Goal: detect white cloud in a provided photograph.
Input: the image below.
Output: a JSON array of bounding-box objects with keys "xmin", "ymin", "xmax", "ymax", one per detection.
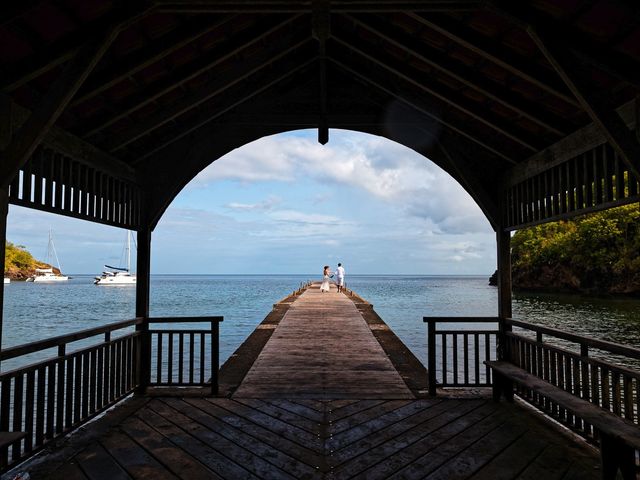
[{"xmin": 189, "ymin": 130, "xmax": 490, "ymax": 234}]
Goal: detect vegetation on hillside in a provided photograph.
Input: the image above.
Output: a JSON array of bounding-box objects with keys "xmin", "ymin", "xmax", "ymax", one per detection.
[
  {"xmin": 511, "ymin": 204, "xmax": 640, "ymax": 295},
  {"xmin": 4, "ymin": 242, "xmax": 53, "ymax": 280}
]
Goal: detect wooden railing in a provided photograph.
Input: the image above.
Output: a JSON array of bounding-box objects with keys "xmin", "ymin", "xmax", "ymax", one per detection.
[
  {"xmin": 505, "ymin": 318, "xmax": 640, "ymax": 441},
  {"xmin": 148, "ymin": 317, "xmax": 223, "ymax": 395},
  {"xmin": 424, "ymin": 317, "xmax": 499, "ymax": 395},
  {"xmin": 0, "ymin": 318, "xmax": 142, "ymax": 470}
]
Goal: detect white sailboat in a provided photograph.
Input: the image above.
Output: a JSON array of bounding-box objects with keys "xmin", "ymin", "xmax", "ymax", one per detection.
[
  {"xmin": 3, "ymin": 277, "xmax": 9, "ymax": 284},
  {"xmin": 26, "ymin": 229, "xmax": 69, "ymax": 282},
  {"xmin": 94, "ymin": 231, "xmax": 136, "ymax": 285}
]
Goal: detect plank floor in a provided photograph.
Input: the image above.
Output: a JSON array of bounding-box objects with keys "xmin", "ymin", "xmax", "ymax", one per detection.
[
  {"xmin": 233, "ymin": 284, "xmax": 414, "ymax": 399},
  {"xmin": 30, "ymin": 397, "xmax": 601, "ymax": 479}
]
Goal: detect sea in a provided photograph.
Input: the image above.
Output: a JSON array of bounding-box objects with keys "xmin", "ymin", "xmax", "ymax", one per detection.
[{"xmin": 2, "ymin": 275, "xmax": 640, "ymax": 371}]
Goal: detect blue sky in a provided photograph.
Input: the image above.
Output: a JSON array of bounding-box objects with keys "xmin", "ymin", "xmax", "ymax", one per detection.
[{"xmin": 7, "ymin": 130, "xmax": 497, "ymax": 275}]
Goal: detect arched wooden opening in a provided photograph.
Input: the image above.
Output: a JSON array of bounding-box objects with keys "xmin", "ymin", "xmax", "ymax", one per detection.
[{"xmin": 1, "ymin": 2, "xmax": 640, "ymax": 470}]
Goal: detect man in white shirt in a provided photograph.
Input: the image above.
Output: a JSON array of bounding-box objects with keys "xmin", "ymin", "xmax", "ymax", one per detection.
[{"xmin": 335, "ymin": 263, "xmax": 345, "ymax": 293}]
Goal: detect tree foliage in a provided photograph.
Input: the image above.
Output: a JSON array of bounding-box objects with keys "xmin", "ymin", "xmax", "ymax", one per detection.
[
  {"xmin": 511, "ymin": 204, "xmax": 640, "ymax": 294},
  {"xmin": 5, "ymin": 242, "xmax": 38, "ymax": 271}
]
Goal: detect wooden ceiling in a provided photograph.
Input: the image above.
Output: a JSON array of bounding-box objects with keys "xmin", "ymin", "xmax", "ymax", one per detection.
[{"xmin": 2, "ymin": 0, "xmax": 640, "ymax": 228}]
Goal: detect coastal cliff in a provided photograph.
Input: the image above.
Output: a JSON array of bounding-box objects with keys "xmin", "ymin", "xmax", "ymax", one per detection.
[
  {"xmin": 503, "ymin": 204, "xmax": 640, "ymax": 296},
  {"xmin": 4, "ymin": 242, "xmax": 58, "ymax": 280}
]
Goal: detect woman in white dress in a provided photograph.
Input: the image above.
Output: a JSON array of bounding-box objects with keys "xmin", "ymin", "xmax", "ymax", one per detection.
[{"xmin": 320, "ymin": 265, "xmax": 332, "ymax": 292}]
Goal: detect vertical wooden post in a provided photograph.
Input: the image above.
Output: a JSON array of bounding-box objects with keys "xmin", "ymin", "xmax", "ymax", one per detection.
[
  {"xmin": 135, "ymin": 226, "xmax": 151, "ymax": 393},
  {"xmin": 427, "ymin": 319, "xmax": 437, "ymax": 396},
  {"xmin": 497, "ymin": 228, "xmax": 512, "ymax": 362},
  {"xmin": 0, "ymin": 188, "xmax": 8, "ymax": 368}
]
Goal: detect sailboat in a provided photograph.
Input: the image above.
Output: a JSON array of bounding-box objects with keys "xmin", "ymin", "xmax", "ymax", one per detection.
[
  {"xmin": 94, "ymin": 231, "xmax": 136, "ymax": 285},
  {"xmin": 26, "ymin": 229, "xmax": 69, "ymax": 282}
]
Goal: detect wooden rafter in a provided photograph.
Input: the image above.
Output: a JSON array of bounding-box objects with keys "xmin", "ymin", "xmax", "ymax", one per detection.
[
  {"xmin": 109, "ymin": 34, "xmax": 311, "ymax": 152},
  {"xmin": 0, "ymin": 1, "xmax": 45, "ymax": 27},
  {"xmin": 154, "ymin": 0, "xmax": 483, "ymax": 13},
  {"xmin": 0, "ymin": 5, "xmax": 151, "ymax": 189},
  {"xmin": 526, "ymin": 28, "xmax": 640, "ymax": 180},
  {"xmin": 344, "ymin": 13, "xmax": 566, "ymax": 136},
  {"xmin": 82, "ymin": 14, "xmax": 303, "ymax": 139},
  {"xmin": 486, "ymin": 1, "xmax": 640, "ymax": 89},
  {"xmin": 135, "ymin": 56, "xmax": 317, "ymax": 163},
  {"xmin": 331, "ymin": 35, "xmax": 540, "ymax": 152},
  {"xmin": 328, "ymin": 56, "xmax": 517, "ymax": 164},
  {"xmin": 1, "ymin": 7, "xmax": 150, "ymax": 93},
  {"xmin": 71, "ymin": 15, "xmax": 236, "ymax": 107},
  {"xmin": 406, "ymin": 12, "xmax": 580, "ymax": 108}
]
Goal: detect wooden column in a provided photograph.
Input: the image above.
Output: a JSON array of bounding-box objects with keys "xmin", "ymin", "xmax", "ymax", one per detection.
[
  {"xmin": 496, "ymin": 228, "xmax": 512, "ymax": 361},
  {"xmin": 0, "ymin": 188, "xmax": 8, "ymax": 366},
  {"xmin": 135, "ymin": 226, "xmax": 151, "ymax": 393}
]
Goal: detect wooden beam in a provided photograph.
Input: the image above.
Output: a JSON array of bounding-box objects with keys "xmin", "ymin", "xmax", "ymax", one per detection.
[
  {"xmin": 134, "ymin": 56, "xmax": 317, "ymax": 162},
  {"xmin": 0, "ymin": 1, "xmax": 45, "ymax": 27},
  {"xmin": 527, "ymin": 28, "xmax": 640, "ymax": 180},
  {"xmin": 154, "ymin": 0, "xmax": 482, "ymax": 13},
  {"xmin": 0, "ymin": 5, "xmax": 150, "ymax": 189},
  {"xmin": 313, "ymin": 0, "xmax": 330, "ymax": 145},
  {"xmin": 331, "ymin": 35, "xmax": 539, "ymax": 152},
  {"xmin": 344, "ymin": 13, "xmax": 566, "ymax": 136},
  {"xmin": 0, "ymin": 187, "xmax": 7, "ymax": 358},
  {"xmin": 504, "ymin": 100, "xmax": 637, "ymax": 187},
  {"xmin": 109, "ymin": 34, "xmax": 310, "ymax": 152},
  {"xmin": 83, "ymin": 14, "xmax": 304, "ymax": 139},
  {"xmin": 486, "ymin": 1, "xmax": 640, "ymax": 89},
  {"xmin": 329, "ymin": 56, "xmax": 517, "ymax": 164},
  {"xmin": 8, "ymin": 98, "xmax": 136, "ymax": 182},
  {"xmin": 2, "ymin": 6, "xmax": 150, "ymax": 93},
  {"xmin": 406, "ymin": 12, "xmax": 579, "ymax": 108},
  {"xmin": 71, "ymin": 15, "xmax": 235, "ymax": 107}
]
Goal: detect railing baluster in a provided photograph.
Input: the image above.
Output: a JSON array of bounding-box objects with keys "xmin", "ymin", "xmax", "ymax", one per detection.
[
  {"xmin": 24, "ymin": 372, "xmax": 34, "ymax": 454},
  {"xmin": 189, "ymin": 333, "xmax": 195, "ymax": 385},
  {"xmin": 179, "ymin": 333, "xmax": 184, "ymax": 385},
  {"xmin": 156, "ymin": 333, "xmax": 162, "ymax": 384},
  {"xmin": 200, "ymin": 333, "xmax": 205, "ymax": 384},
  {"xmin": 452, "ymin": 334, "xmax": 458, "ymax": 386},
  {"xmin": 474, "ymin": 334, "xmax": 480, "ymax": 385},
  {"xmin": 12, "ymin": 375, "xmax": 24, "ymax": 463},
  {"xmin": 168, "ymin": 332, "xmax": 174, "ymax": 385},
  {"xmin": 463, "ymin": 333, "xmax": 469, "ymax": 385},
  {"xmin": 35, "ymin": 367, "xmax": 45, "ymax": 446},
  {"xmin": 46, "ymin": 363, "xmax": 56, "ymax": 439},
  {"xmin": 0, "ymin": 378, "xmax": 11, "ymax": 468},
  {"xmin": 441, "ymin": 334, "xmax": 447, "ymax": 386}
]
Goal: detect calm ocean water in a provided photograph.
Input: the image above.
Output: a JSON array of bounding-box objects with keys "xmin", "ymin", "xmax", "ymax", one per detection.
[{"xmin": 2, "ymin": 275, "xmax": 640, "ymax": 371}]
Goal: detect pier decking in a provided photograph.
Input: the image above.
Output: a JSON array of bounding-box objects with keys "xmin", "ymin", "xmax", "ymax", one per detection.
[
  {"xmin": 13, "ymin": 285, "xmax": 601, "ymax": 479},
  {"xmin": 233, "ymin": 285, "xmax": 413, "ymax": 399}
]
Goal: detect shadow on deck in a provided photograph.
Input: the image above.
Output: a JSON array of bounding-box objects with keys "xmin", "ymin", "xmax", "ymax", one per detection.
[{"xmin": 16, "ymin": 394, "xmax": 600, "ymax": 479}]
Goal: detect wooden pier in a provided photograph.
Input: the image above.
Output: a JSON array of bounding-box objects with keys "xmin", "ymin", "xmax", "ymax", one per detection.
[{"xmin": 16, "ymin": 284, "xmax": 602, "ymax": 480}]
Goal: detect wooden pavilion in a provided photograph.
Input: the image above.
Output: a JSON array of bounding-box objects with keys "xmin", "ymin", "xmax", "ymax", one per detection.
[{"xmin": 1, "ymin": 0, "xmax": 640, "ymax": 478}]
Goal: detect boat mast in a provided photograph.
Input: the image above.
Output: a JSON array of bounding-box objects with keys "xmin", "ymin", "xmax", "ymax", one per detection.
[
  {"xmin": 127, "ymin": 230, "xmax": 131, "ymax": 273},
  {"xmin": 49, "ymin": 228, "xmax": 63, "ymax": 273}
]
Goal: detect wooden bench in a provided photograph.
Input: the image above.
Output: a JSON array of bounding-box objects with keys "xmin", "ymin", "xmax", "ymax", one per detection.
[
  {"xmin": 0, "ymin": 432, "xmax": 26, "ymax": 450},
  {"xmin": 485, "ymin": 360, "xmax": 640, "ymax": 480}
]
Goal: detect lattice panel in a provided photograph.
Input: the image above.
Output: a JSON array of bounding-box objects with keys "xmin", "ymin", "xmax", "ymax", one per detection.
[
  {"xmin": 504, "ymin": 143, "xmax": 640, "ymax": 230},
  {"xmin": 8, "ymin": 147, "xmax": 140, "ymax": 229}
]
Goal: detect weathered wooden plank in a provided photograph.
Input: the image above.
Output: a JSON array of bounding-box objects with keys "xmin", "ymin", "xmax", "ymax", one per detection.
[
  {"xmin": 159, "ymin": 398, "xmax": 312, "ymax": 478},
  {"xmin": 74, "ymin": 442, "xmax": 131, "ymax": 480},
  {"xmin": 333, "ymin": 400, "xmax": 492, "ymax": 477},
  {"xmin": 99, "ymin": 430, "xmax": 178, "ymax": 480},
  {"xmin": 119, "ymin": 416, "xmax": 218, "ymax": 479}
]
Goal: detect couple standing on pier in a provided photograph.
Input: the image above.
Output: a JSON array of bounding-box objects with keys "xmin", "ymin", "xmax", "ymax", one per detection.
[{"xmin": 321, "ymin": 263, "xmax": 345, "ymax": 293}]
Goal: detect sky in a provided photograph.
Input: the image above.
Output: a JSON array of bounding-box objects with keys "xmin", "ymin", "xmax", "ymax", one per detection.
[{"xmin": 7, "ymin": 129, "xmax": 497, "ymax": 275}]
